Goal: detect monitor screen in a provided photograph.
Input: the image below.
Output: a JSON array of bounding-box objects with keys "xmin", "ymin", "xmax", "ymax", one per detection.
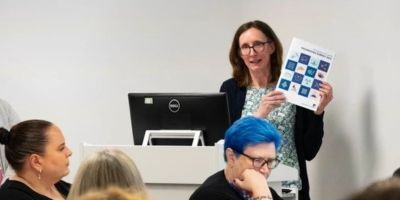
[{"xmin": 128, "ymin": 93, "xmax": 231, "ymax": 146}]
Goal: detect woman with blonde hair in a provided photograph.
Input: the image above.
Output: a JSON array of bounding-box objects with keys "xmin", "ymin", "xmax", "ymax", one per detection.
[
  {"xmin": 77, "ymin": 186, "xmax": 148, "ymax": 200},
  {"xmin": 346, "ymin": 177, "xmax": 400, "ymax": 200},
  {"xmin": 67, "ymin": 149, "xmax": 147, "ymax": 200}
]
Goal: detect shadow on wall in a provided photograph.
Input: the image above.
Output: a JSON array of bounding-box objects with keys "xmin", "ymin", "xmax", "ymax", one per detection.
[
  {"xmin": 313, "ymin": 118, "xmax": 357, "ymax": 200},
  {"xmin": 312, "ymin": 89, "xmax": 376, "ymax": 200},
  {"xmin": 360, "ymin": 89, "xmax": 377, "ymax": 182}
]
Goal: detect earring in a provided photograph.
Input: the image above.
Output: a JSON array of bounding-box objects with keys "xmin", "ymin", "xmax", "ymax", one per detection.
[{"xmin": 38, "ymin": 168, "xmax": 42, "ymax": 180}]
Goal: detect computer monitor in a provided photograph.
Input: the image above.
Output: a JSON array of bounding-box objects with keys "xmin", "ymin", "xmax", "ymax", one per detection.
[{"xmin": 128, "ymin": 93, "xmax": 231, "ymax": 146}]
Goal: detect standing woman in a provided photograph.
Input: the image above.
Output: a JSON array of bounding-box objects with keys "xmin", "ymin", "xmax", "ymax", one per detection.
[
  {"xmin": 0, "ymin": 119, "xmax": 73, "ymax": 200},
  {"xmin": 220, "ymin": 20, "xmax": 333, "ymax": 200}
]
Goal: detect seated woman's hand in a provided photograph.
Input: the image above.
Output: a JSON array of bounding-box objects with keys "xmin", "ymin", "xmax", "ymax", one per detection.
[{"xmin": 233, "ymin": 169, "xmax": 272, "ymax": 198}]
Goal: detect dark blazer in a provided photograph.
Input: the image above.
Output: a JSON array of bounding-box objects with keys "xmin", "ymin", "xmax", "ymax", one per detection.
[{"xmin": 220, "ymin": 78, "xmax": 324, "ymax": 200}]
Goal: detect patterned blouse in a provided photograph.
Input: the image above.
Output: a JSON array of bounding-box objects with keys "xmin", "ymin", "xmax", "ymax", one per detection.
[{"xmin": 242, "ymin": 87, "xmax": 301, "ymax": 189}]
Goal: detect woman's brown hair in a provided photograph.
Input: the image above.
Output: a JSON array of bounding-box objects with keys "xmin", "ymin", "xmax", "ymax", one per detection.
[
  {"xmin": 0, "ymin": 119, "xmax": 52, "ymax": 171},
  {"xmin": 229, "ymin": 20, "xmax": 283, "ymax": 87}
]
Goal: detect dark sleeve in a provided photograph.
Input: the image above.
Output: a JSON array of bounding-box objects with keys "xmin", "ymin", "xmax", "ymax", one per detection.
[
  {"xmin": 219, "ymin": 79, "xmax": 244, "ymax": 123},
  {"xmin": 270, "ymin": 187, "xmax": 283, "ymax": 200},
  {"xmin": 190, "ymin": 188, "xmax": 236, "ymax": 200},
  {"xmin": 0, "ymin": 192, "xmax": 34, "ymax": 200},
  {"xmin": 295, "ymin": 106, "xmax": 324, "ymax": 161},
  {"xmin": 55, "ymin": 180, "xmax": 71, "ymax": 198},
  {"xmin": 0, "ymin": 180, "xmax": 42, "ymax": 200},
  {"xmin": 220, "ymin": 80, "xmax": 235, "ymax": 123},
  {"xmin": 219, "ymin": 80, "xmax": 227, "ymax": 93}
]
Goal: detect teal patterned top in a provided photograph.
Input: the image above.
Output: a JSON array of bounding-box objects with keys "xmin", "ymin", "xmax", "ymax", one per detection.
[{"xmin": 242, "ymin": 87, "xmax": 301, "ymax": 189}]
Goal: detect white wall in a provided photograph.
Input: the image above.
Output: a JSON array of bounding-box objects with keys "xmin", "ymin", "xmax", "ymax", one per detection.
[{"xmin": 1, "ymin": 1, "xmax": 400, "ymax": 200}]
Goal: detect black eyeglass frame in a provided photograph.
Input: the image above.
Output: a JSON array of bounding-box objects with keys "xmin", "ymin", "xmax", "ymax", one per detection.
[
  {"xmin": 239, "ymin": 40, "xmax": 272, "ymax": 56},
  {"xmin": 232, "ymin": 149, "xmax": 281, "ymax": 170}
]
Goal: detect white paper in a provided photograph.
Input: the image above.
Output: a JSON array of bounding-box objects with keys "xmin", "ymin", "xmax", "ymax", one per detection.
[{"xmin": 276, "ymin": 38, "xmax": 335, "ymax": 111}]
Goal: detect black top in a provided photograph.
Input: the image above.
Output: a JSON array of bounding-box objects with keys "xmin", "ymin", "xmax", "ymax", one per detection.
[
  {"xmin": 220, "ymin": 78, "xmax": 325, "ymax": 200},
  {"xmin": 190, "ymin": 170, "xmax": 282, "ymax": 200},
  {"xmin": 0, "ymin": 179, "xmax": 70, "ymax": 200}
]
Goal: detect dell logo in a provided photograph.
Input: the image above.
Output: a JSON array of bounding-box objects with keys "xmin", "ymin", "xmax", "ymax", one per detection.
[{"xmin": 168, "ymin": 99, "xmax": 180, "ymax": 113}]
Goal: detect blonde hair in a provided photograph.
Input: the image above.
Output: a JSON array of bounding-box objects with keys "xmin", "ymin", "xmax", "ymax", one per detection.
[
  {"xmin": 77, "ymin": 186, "xmax": 148, "ymax": 200},
  {"xmin": 346, "ymin": 177, "xmax": 400, "ymax": 200},
  {"xmin": 67, "ymin": 149, "xmax": 147, "ymax": 200}
]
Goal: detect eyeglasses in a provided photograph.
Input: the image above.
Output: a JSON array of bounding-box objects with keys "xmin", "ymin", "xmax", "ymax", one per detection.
[
  {"xmin": 239, "ymin": 40, "xmax": 272, "ymax": 56},
  {"xmin": 235, "ymin": 150, "xmax": 280, "ymax": 170}
]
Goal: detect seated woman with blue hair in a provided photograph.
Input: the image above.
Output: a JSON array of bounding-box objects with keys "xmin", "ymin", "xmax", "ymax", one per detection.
[{"xmin": 190, "ymin": 116, "xmax": 283, "ymax": 200}]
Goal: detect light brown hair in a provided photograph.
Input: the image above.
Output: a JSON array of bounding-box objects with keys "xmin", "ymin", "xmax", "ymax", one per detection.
[
  {"xmin": 67, "ymin": 149, "xmax": 147, "ymax": 200},
  {"xmin": 346, "ymin": 177, "xmax": 400, "ymax": 200},
  {"xmin": 77, "ymin": 187, "xmax": 148, "ymax": 200}
]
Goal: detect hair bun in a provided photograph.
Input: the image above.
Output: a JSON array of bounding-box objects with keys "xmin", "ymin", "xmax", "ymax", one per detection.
[{"xmin": 0, "ymin": 127, "xmax": 11, "ymax": 145}]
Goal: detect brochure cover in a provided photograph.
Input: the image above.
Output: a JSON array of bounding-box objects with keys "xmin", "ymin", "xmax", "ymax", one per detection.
[{"xmin": 276, "ymin": 38, "xmax": 335, "ymax": 111}]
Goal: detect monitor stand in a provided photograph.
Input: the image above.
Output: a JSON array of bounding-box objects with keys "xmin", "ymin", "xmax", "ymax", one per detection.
[{"xmin": 142, "ymin": 130, "xmax": 205, "ymax": 146}]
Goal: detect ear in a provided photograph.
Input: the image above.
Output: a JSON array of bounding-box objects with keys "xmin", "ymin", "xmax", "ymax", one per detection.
[
  {"xmin": 28, "ymin": 154, "xmax": 44, "ymax": 172},
  {"xmin": 225, "ymin": 148, "xmax": 237, "ymax": 166},
  {"xmin": 269, "ymin": 42, "xmax": 276, "ymax": 55}
]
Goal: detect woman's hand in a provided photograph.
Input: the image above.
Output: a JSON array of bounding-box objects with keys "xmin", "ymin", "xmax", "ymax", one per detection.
[
  {"xmin": 315, "ymin": 81, "xmax": 333, "ymax": 115},
  {"xmin": 254, "ymin": 91, "xmax": 286, "ymax": 118},
  {"xmin": 233, "ymin": 169, "xmax": 272, "ymax": 198}
]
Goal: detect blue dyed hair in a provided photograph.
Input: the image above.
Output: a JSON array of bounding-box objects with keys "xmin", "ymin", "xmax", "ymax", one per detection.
[{"xmin": 224, "ymin": 116, "xmax": 282, "ymax": 154}]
